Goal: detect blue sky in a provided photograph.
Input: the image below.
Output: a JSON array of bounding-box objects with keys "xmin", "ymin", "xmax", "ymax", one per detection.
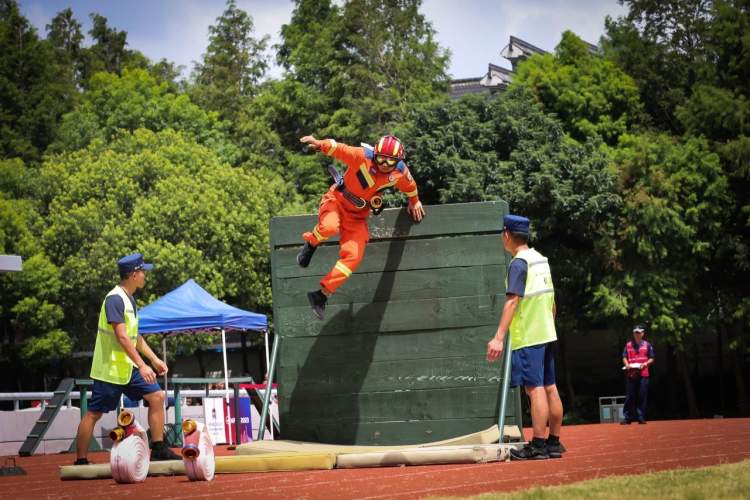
[{"xmin": 21, "ymin": 0, "xmax": 627, "ymax": 79}]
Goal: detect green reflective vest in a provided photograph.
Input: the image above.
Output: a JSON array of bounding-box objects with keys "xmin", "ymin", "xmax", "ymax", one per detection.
[
  {"xmin": 90, "ymin": 286, "xmax": 138, "ymax": 384},
  {"xmin": 507, "ymin": 248, "xmax": 557, "ymax": 350}
]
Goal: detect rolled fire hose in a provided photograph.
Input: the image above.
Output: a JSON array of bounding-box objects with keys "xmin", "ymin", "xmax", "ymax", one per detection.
[
  {"xmin": 181, "ymin": 420, "xmax": 215, "ymax": 481},
  {"xmin": 109, "ymin": 410, "xmax": 150, "ymax": 484}
]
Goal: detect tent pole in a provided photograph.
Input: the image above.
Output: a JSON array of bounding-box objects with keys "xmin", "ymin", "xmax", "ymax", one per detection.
[
  {"xmin": 162, "ymin": 337, "xmax": 168, "ymax": 424},
  {"xmin": 261, "ymin": 329, "xmax": 274, "ymax": 439},
  {"xmin": 221, "ymin": 328, "xmax": 232, "ymax": 444},
  {"xmin": 263, "ymin": 329, "xmax": 270, "ymax": 379},
  {"xmin": 259, "ymin": 333, "xmax": 280, "ymax": 441}
]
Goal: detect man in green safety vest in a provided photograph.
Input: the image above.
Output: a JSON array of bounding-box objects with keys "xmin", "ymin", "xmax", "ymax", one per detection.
[
  {"xmin": 486, "ymin": 215, "xmax": 565, "ymax": 460},
  {"xmin": 73, "ymin": 253, "xmax": 179, "ymax": 465}
]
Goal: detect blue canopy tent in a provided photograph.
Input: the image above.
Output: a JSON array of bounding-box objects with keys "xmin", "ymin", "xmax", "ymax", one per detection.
[{"xmin": 138, "ymin": 279, "xmax": 268, "ymax": 406}]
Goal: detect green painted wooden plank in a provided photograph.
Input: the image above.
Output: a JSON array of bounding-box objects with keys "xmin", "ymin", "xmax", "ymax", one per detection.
[
  {"xmin": 269, "ymin": 201, "xmax": 512, "ymax": 445},
  {"xmin": 277, "ymin": 326, "xmax": 495, "ymax": 367},
  {"xmin": 274, "ymin": 265, "xmax": 505, "ymax": 307},
  {"xmin": 279, "ymin": 385, "xmax": 503, "ymax": 421},
  {"xmin": 276, "ymin": 294, "xmax": 504, "ymax": 338},
  {"xmin": 279, "ymin": 417, "xmax": 502, "ymax": 445},
  {"xmin": 273, "ymin": 234, "xmax": 506, "ymax": 279},
  {"xmin": 277, "ymin": 355, "xmax": 503, "ymax": 395},
  {"xmin": 270, "ymin": 201, "xmax": 507, "ymax": 247}
]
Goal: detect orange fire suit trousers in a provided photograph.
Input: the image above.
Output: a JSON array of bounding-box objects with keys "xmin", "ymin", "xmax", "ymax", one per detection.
[{"xmin": 303, "ymin": 191, "xmax": 369, "ymax": 295}]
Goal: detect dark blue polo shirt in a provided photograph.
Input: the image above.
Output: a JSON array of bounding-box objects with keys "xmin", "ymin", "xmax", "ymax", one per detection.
[
  {"xmin": 506, "ymin": 259, "xmax": 528, "ymax": 297},
  {"xmin": 104, "ymin": 291, "xmax": 137, "ymax": 324}
]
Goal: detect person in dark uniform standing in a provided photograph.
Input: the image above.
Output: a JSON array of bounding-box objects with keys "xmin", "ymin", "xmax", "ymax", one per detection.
[{"xmin": 621, "ymin": 324, "xmax": 655, "ymax": 424}]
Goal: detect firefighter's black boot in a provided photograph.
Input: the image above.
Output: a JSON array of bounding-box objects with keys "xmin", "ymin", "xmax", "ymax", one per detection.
[
  {"xmin": 296, "ymin": 242, "xmax": 317, "ymax": 268},
  {"xmin": 307, "ymin": 290, "xmax": 327, "ymax": 320}
]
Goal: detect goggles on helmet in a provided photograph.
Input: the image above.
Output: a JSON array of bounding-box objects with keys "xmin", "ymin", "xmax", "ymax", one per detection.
[{"xmin": 375, "ymin": 155, "xmax": 398, "ymax": 167}]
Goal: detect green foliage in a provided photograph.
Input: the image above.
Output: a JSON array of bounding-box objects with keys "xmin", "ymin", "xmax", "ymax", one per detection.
[
  {"xmin": 677, "ymin": 84, "xmax": 750, "ymax": 141},
  {"xmin": 235, "ymin": 79, "xmax": 330, "ymax": 204},
  {"xmin": 76, "ymin": 13, "xmax": 153, "ymax": 84},
  {"xmin": 592, "ymin": 133, "xmax": 729, "ymax": 346},
  {"xmin": 20, "ymin": 329, "xmax": 73, "ymax": 365},
  {"xmin": 395, "ymin": 93, "xmax": 501, "ymax": 204},
  {"xmin": 515, "ymin": 31, "xmax": 643, "ymax": 145},
  {"xmin": 191, "ymin": 0, "xmax": 269, "ymax": 122},
  {"xmin": 0, "ymin": 158, "xmax": 33, "ymax": 199},
  {"xmin": 36, "ymin": 128, "xmax": 298, "ymax": 354},
  {"xmin": 0, "ymin": 192, "xmax": 68, "ymax": 364},
  {"xmin": 277, "ymin": 0, "xmax": 450, "ymax": 144},
  {"xmin": 398, "ymin": 86, "xmax": 620, "ymax": 342},
  {"xmin": 0, "ymin": 0, "xmax": 78, "ymax": 162},
  {"xmin": 50, "ymin": 68, "xmax": 239, "ymax": 163}
]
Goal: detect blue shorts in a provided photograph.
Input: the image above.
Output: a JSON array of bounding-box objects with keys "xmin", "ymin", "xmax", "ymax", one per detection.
[
  {"xmin": 89, "ymin": 368, "xmax": 162, "ymax": 413},
  {"xmin": 510, "ymin": 342, "xmax": 556, "ymax": 388}
]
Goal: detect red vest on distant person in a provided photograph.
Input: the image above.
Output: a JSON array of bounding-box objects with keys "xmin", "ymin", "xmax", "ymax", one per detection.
[{"xmin": 625, "ymin": 341, "xmax": 651, "ymax": 377}]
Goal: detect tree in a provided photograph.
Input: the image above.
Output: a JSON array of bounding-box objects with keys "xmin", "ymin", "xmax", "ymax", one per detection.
[
  {"xmin": 591, "ymin": 133, "xmax": 729, "ymax": 417},
  {"xmin": 515, "ymin": 30, "xmax": 644, "ymax": 145},
  {"xmin": 78, "ymin": 13, "xmax": 130, "ymax": 82},
  {"xmin": 255, "ymin": 0, "xmax": 450, "ymax": 206},
  {"xmin": 603, "ymin": 0, "xmax": 714, "ymax": 131},
  {"xmin": 396, "ymin": 87, "xmax": 621, "ymax": 407},
  {"xmin": 277, "ymin": 0, "xmax": 450, "ymax": 143},
  {"xmin": 191, "ymin": 0, "xmax": 269, "ymax": 122},
  {"xmin": 35, "ymin": 128, "xmax": 300, "ymax": 357},
  {"xmin": 277, "ymin": 0, "xmax": 340, "ymax": 90},
  {"xmin": 0, "ymin": 189, "xmax": 71, "ymax": 381},
  {"xmin": 46, "ymin": 8, "xmax": 83, "ymax": 68},
  {"xmin": 0, "ymin": 0, "xmax": 78, "ymax": 162},
  {"xmin": 50, "ymin": 68, "xmax": 239, "ymax": 164},
  {"xmin": 236, "ymin": 78, "xmax": 331, "ymax": 204}
]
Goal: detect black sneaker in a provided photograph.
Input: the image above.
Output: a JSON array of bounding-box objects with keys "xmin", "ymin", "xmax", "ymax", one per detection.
[
  {"xmin": 546, "ymin": 440, "xmax": 565, "ymax": 458},
  {"xmin": 307, "ymin": 290, "xmax": 327, "ymax": 320},
  {"xmin": 510, "ymin": 443, "xmax": 549, "ymax": 461},
  {"xmin": 73, "ymin": 458, "xmax": 89, "ymax": 466},
  {"xmin": 620, "ymin": 420, "xmax": 631, "ymax": 425},
  {"xmin": 150, "ymin": 442, "xmax": 180, "ymax": 461},
  {"xmin": 638, "ymin": 420, "xmax": 647, "ymax": 424},
  {"xmin": 297, "ymin": 242, "xmax": 317, "ymax": 268}
]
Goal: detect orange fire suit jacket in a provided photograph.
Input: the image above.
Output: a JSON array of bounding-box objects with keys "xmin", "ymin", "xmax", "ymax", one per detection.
[{"xmin": 319, "ymin": 139, "xmax": 420, "ymax": 215}]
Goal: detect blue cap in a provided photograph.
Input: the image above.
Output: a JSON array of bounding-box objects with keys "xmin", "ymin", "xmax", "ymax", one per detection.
[
  {"xmin": 502, "ymin": 214, "xmax": 530, "ymax": 235},
  {"xmin": 117, "ymin": 253, "xmax": 154, "ymax": 274},
  {"xmin": 633, "ymin": 324, "xmax": 646, "ymax": 333}
]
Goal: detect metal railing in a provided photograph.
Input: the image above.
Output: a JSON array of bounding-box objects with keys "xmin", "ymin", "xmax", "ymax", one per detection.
[{"xmin": 0, "ymin": 389, "xmax": 240, "ymax": 411}]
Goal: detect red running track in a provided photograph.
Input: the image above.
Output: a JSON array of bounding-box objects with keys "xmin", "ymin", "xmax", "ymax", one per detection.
[{"xmin": 2, "ymin": 418, "xmax": 748, "ymax": 499}]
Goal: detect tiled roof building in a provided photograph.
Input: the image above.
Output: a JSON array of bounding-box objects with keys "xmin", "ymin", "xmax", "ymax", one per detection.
[
  {"xmin": 449, "ymin": 35, "xmax": 597, "ymax": 99},
  {"xmin": 449, "ymin": 36, "xmax": 546, "ymax": 99}
]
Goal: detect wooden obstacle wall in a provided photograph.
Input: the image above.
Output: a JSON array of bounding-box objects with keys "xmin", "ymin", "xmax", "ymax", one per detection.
[{"xmin": 269, "ymin": 201, "xmax": 522, "ymax": 445}]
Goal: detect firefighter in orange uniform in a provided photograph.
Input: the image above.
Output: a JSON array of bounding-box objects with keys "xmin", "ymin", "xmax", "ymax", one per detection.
[{"xmin": 297, "ymin": 134, "xmax": 425, "ymax": 319}]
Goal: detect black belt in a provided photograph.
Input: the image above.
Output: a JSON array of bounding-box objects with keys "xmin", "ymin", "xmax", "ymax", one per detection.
[{"xmin": 327, "ymin": 165, "xmax": 367, "ymax": 209}]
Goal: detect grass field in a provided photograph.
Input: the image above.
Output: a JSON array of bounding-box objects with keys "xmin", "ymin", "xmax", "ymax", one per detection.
[{"xmin": 433, "ymin": 459, "xmax": 750, "ymax": 500}]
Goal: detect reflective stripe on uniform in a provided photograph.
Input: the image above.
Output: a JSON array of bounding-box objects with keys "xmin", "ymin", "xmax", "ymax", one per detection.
[
  {"xmin": 91, "ymin": 286, "xmax": 139, "ymax": 384},
  {"xmin": 528, "ymin": 258, "xmax": 549, "ymax": 267},
  {"xmin": 405, "ymin": 189, "xmax": 418, "ymax": 197},
  {"xmin": 524, "ymin": 288, "xmax": 555, "ymax": 298},
  {"xmin": 327, "ymin": 139, "xmax": 338, "ymax": 155},
  {"xmin": 312, "ymin": 227, "xmax": 328, "ymax": 242},
  {"xmin": 359, "ymin": 163, "xmax": 375, "ymax": 187},
  {"xmin": 334, "ymin": 261, "xmax": 352, "ymax": 277},
  {"xmin": 507, "ymin": 248, "xmax": 557, "ymax": 350}
]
